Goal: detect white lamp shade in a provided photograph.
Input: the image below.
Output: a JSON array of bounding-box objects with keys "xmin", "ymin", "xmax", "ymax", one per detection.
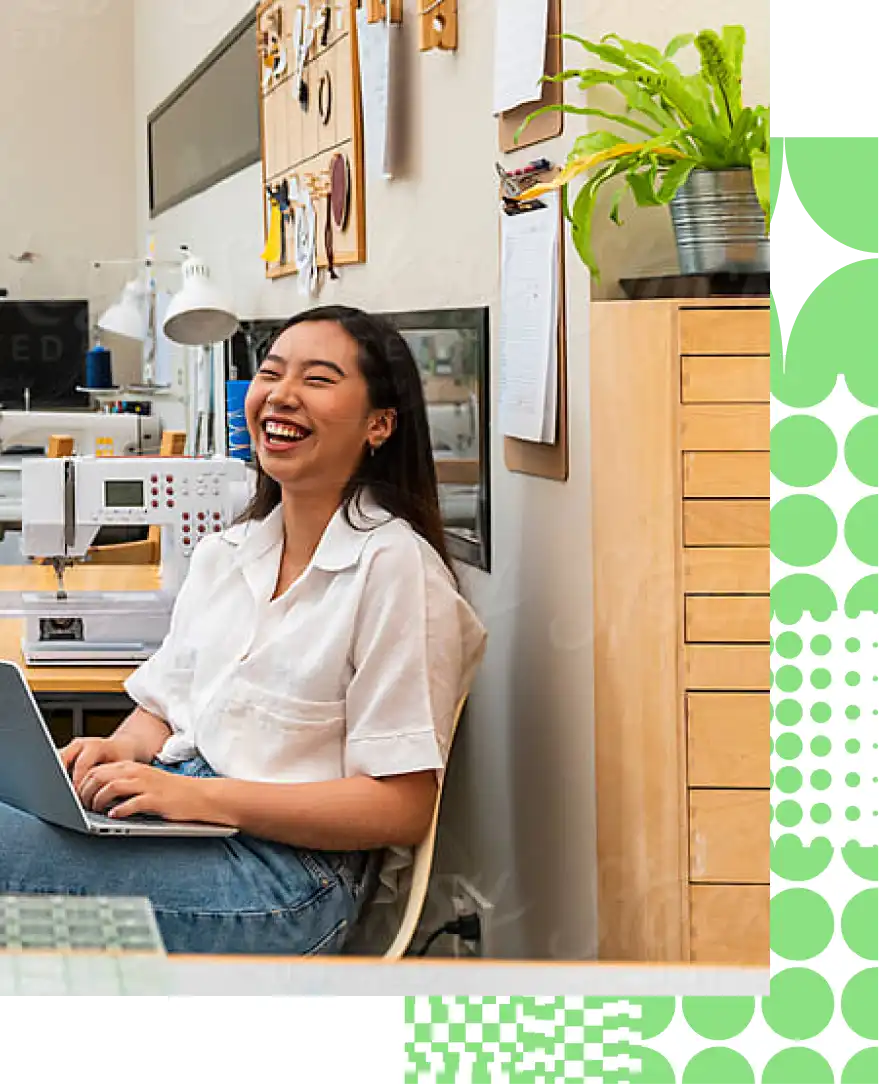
[
  {"xmin": 162, "ymin": 254, "xmax": 239, "ymax": 346},
  {"xmin": 96, "ymin": 279, "xmax": 150, "ymax": 342}
]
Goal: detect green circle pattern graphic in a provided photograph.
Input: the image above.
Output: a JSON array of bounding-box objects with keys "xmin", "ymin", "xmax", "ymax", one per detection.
[
  {"xmin": 683, "ymin": 1048, "xmax": 754, "ymax": 1083},
  {"xmin": 771, "ymin": 416, "xmax": 837, "ymax": 486},
  {"xmin": 771, "ymin": 496, "xmax": 837, "ymax": 566},
  {"xmin": 762, "ymin": 970, "xmax": 834, "ymax": 1040},
  {"xmin": 763, "ymin": 1048, "xmax": 834, "ymax": 1083},
  {"xmin": 841, "ymin": 890, "xmax": 878, "ymax": 960},
  {"xmin": 771, "ymin": 890, "xmax": 834, "ymax": 959}
]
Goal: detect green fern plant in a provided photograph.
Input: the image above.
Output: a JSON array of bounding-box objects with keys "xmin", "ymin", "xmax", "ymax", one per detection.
[{"xmin": 516, "ymin": 26, "xmax": 769, "ymax": 278}]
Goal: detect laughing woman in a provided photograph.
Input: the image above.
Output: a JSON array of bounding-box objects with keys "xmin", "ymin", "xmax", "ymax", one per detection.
[{"xmin": 0, "ymin": 306, "xmax": 487, "ymax": 955}]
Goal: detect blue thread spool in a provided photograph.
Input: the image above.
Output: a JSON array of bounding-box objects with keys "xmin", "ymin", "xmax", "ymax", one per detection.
[
  {"xmin": 226, "ymin": 380, "xmax": 252, "ymax": 460},
  {"xmin": 84, "ymin": 344, "xmax": 113, "ymax": 389}
]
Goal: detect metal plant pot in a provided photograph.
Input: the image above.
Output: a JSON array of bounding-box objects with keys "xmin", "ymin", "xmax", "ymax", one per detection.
[{"xmin": 669, "ymin": 167, "xmax": 769, "ymax": 275}]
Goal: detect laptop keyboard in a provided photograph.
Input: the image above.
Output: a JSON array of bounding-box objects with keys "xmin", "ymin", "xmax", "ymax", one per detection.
[
  {"xmin": 88, "ymin": 810, "xmax": 166, "ymax": 826},
  {"xmin": 0, "ymin": 894, "xmax": 167, "ymax": 994}
]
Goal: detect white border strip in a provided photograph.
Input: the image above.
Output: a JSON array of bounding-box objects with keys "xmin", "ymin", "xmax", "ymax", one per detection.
[{"xmin": 166, "ymin": 959, "xmax": 770, "ymax": 997}]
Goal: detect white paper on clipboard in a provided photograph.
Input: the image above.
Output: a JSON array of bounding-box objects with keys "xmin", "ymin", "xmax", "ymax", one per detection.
[
  {"xmin": 492, "ymin": 0, "xmax": 550, "ymax": 115},
  {"xmin": 498, "ymin": 190, "xmax": 559, "ymax": 443}
]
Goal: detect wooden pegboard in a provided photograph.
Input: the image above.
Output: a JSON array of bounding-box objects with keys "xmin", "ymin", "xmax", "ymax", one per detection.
[{"xmin": 257, "ymin": 0, "xmax": 366, "ymax": 279}]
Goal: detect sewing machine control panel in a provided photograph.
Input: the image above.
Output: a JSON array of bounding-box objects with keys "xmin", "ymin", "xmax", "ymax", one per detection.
[{"xmin": 86, "ymin": 463, "xmax": 236, "ymax": 555}]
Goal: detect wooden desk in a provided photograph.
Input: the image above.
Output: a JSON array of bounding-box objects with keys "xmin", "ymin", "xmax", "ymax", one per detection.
[{"xmin": 0, "ymin": 564, "xmax": 159, "ymax": 694}]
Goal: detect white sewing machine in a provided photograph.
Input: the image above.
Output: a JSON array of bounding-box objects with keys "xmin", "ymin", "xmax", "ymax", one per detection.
[
  {"xmin": 0, "ymin": 411, "xmax": 162, "ymax": 529},
  {"xmin": 15, "ymin": 455, "xmax": 249, "ymax": 665}
]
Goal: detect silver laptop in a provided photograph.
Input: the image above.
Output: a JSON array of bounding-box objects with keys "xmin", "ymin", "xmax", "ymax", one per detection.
[{"xmin": 0, "ymin": 660, "xmax": 236, "ymax": 838}]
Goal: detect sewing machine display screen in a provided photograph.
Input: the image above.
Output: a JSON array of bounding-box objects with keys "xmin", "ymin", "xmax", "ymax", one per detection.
[{"xmin": 104, "ymin": 480, "xmax": 144, "ymax": 508}]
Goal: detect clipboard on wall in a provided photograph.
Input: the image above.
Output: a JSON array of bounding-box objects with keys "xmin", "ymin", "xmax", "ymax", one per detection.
[
  {"xmin": 500, "ymin": 166, "xmax": 569, "ymax": 481},
  {"xmin": 498, "ymin": 0, "xmax": 563, "ymax": 154}
]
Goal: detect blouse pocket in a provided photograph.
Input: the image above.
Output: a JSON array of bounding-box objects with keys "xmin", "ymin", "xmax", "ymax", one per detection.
[{"xmin": 206, "ymin": 676, "xmax": 347, "ymax": 782}]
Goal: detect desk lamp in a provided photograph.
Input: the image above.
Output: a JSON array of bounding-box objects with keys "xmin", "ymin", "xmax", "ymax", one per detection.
[
  {"xmin": 161, "ymin": 249, "xmax": 240, "ymax": 456},
  {"xmin": 96, "ymin": 247, "xmax": 239, "ymax": 454}
]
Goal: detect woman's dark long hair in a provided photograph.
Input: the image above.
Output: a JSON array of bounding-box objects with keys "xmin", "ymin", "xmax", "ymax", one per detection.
[{"xmin": 240, "ymin": 305, "xmax": 456, "ymax": 578}]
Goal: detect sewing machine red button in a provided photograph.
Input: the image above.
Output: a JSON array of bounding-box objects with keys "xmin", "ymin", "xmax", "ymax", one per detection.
[
  {"xmin": 167, "ymin": 499, "xmax": 175, "ymax": 507},
  {"xmin": 151, "ymin": 500, "xmax": 158, "ymax": 508},
  {"xmin": 182, "ymin": 512, "xmax": 190, "ymax": 520}
]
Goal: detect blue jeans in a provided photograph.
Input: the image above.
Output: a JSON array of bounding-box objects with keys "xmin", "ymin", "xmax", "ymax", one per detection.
[{"xmin": 0, "ymin": 755, "xmax": 382, "ymax": 955}]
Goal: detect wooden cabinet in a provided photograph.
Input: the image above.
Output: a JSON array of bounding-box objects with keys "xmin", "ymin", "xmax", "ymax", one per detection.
[{"xmin": 591, "ymin": 299, "xmax": 770, "ymax": 965}]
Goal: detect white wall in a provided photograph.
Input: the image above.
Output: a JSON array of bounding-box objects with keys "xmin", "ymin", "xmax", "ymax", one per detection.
[
  {"xmin": 0, "ymin": 0, "xmax": 140, "ymax": 385},
  {"xmin": 133, "ymin": 0, "xmax": 768, "ymax": 958}
]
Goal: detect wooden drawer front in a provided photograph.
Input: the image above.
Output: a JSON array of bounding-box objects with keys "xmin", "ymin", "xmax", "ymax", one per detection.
[
  {"xmin": 690, "ymin": 885, "xmax": 769, "ymax": 964},
  {"xmin": 689, "ymin": 789, "xmax": 769, "ymax": 883},
  {"xmin": 682, "ymin": 356, "xmax": 770, "ymax": 403},
  {"xmin": 679, "ymin": 308, "xmax": 770, "ymax": 356},
  {"xmin": 684, "ymin": 452, "xmax": 769, "ymax": 497},
  {"xmin": 684, "ymin": 500, "xmax": 769, "ymax": 547},
  {"xmin": 688, "ymin": 693, "xmax": 769, "ymax": 787},
  {"xmin": 680, "ymin": 405, "xmax": 769, "ymax": 451},
  {"xmin": 686, "ymin": 596, "xmax": 770, "ymax": 643},
  {"xmin": 686, "ymin": 645, "xmax": 770, "ymax": 690},
  {"xmin": 683, "ymin": 548, "xmax": 769, "ymax": 594}
]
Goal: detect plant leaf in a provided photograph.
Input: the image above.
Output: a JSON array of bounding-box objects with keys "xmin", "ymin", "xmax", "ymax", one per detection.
[
  {"xmin": 608, "ymin": 184, "xmax": 626, "ymax": 226},
  {"xmin": 570, "ymin": 131, "xmax": 629, "ymax": 157},
  {"xmin": 726, "ymin": 106, "xmax": 755, "ymax": 161},
  {"xmin": 516, "ymin": 104, "xmax": 658, "ymax": 146},
  {"xmin": 686, "ymin": 124, "xmax": 735, "ymax": 165},
  {"xmin": 665, "ymin": 33, "xmax": 695, "ymax": 58},
  {"xmin": 515, "ymin": 140, "xmax": 686, "ymax": 201},
  {"xmin": 615, "ymin": 78, "xmax": 679, "ymax": 131},
  {"xmin": 658, "ymin": 158, "xmax": 697, "ymax": 201},
  {"xmin": 627, "ymin": 163, "xmax": 663, "ymax": 207},
  {"xmin": 722, "ymin": 24, "xmax": 746, "ymax": 87},
  {"xmin": 558, "ymin": 33, "xmax": 647, "ymax": 74},
  {"xmin": 601, "ymin": 33, "xmax": 666, "ymax": 70},
  {"xmin": 657, "ymin": 64, "xmax": 714, "ymax": 129},
  {"xmin": 695, "ymin": 30, "xmax": 736, "ymax": 130},
  {"xmin": 570, "ymin": 173, "xmax": 603, "ymax": 277},
  {"xmin": 568, "ymin": 159, "xmax": 631, "ymax": 278}
]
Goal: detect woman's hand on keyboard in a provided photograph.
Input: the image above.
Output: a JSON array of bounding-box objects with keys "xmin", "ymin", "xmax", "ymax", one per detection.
[
  {"xmin": 60, "ymin": 736, "xmax": 141, "ymax": 793},
  {"xmin": 76, "ymin": 761, "xmax": 212, "ymax": 824}
]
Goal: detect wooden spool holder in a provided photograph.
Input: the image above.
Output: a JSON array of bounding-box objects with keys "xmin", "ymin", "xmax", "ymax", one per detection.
[
  {"xmin": 366, "ymin": 0, "xmax": 402, "ymax": 21},
  {"xmin": 419, "ymin": 0, "xmax": 456, "ymax": 51}
]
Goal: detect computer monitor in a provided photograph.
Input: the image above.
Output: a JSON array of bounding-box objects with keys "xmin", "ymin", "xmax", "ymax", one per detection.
[{"xmin": 0, "ymin": 300, "xmax": 90, "ymax": 409}]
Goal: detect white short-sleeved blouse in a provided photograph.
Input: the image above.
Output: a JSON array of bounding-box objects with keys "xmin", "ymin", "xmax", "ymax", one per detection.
[{"xmin": 123, "ymin": 489, "xmax": 487, "ymax": 911}]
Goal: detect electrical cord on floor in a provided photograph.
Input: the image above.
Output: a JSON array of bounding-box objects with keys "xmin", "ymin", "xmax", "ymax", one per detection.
[{"xmin": 415, "ymin": 912, "xmax": 482, "ymax": 957}]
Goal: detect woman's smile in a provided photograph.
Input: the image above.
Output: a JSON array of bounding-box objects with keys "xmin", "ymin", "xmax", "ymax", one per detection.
[{"xmin": 260, "ymin": 415, "xmax": 315, "ymax": 454}]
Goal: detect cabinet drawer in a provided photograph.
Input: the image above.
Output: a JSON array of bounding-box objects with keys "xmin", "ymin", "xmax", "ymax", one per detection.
[
  {"xmin": 683, "ymin": 548, "xmax": 769, "ymax": 594},
  {"xmin": 684, "ymin": 500, "xmax": 769, "ymax": 547},
  {"xmin": 690, "ymin": 885, "xmax": 769, "ymax": 964},
  {"xmin": 685, "ymin": 645, "xmax": 770, "ymax": 690},
  {"xmin": 683, "ymin": 452, "xmax": 769, "ymax": 497},
  {"xmin": 687, "ymin": 693, "xmax": 769, "ymax": 787},
  {"xmin": 680, "ymin": 405, "xmax": 769, "ymax": 450},
  {"xmin": 689, "ymin": 789, "xmax": 769, "ymax": 883},
  {"xmin": 682, "ymin": 355, "xmax": 770, "ymax": 403},
  {"xmin": 679, "ymin": 308, "xmax": 770, "ymax": 355},
  {"xmin": 685, "ymin": 596, "xmax": 770, "ymax": 643}
]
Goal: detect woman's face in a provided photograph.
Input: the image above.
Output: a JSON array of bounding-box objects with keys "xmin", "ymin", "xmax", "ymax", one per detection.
[{"xmin": 245, "ymin": 320, "xmax": 393, "ymax": 494}]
